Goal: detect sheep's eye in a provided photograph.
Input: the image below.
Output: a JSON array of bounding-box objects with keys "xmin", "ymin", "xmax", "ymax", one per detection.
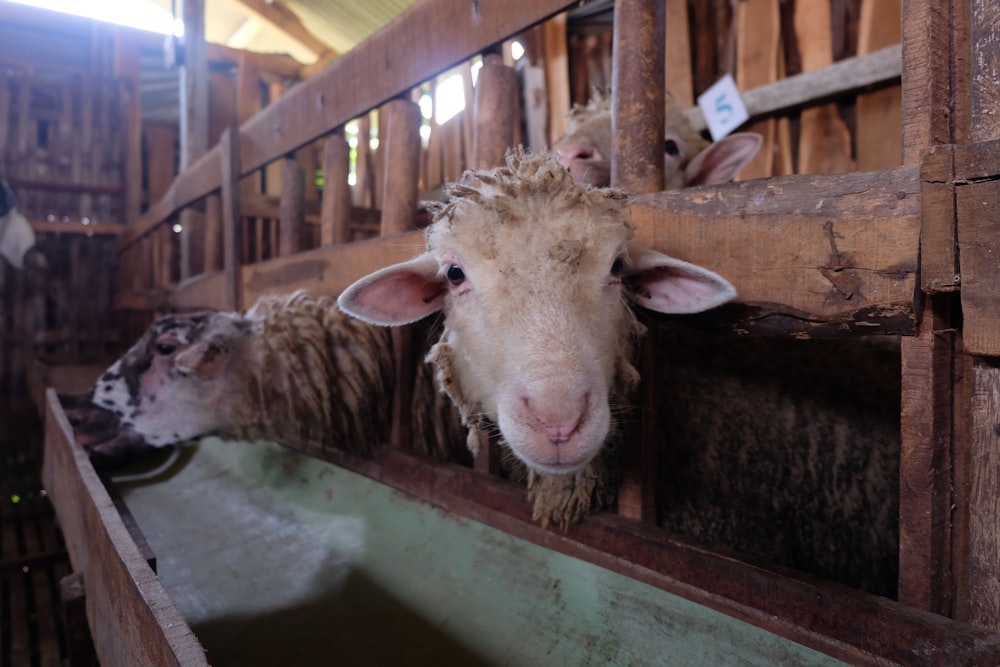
[
  {"xmin": 664, "ymin": 139, "xmax": 680, "ymax": 157},
  {"xmin": 446, "ymin": 265, "xmax": 466, "ymax": 285},
  {"xmin": 610, "ymin": 257, "xmax": 625, "ymax": 276},
  {"xmin": 155, "ymin": 343, "xmax": 177, "ymax": 356}
]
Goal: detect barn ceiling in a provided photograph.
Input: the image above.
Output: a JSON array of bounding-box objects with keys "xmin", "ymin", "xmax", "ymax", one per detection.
[{"xmin": 148, "ymin": 0, "xmax": 415, "ymax": 63}]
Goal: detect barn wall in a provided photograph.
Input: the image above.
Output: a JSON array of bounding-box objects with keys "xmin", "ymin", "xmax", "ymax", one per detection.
[{"xmin": 0, "ymin": 19, "xmax": 123, "ymax": 421}]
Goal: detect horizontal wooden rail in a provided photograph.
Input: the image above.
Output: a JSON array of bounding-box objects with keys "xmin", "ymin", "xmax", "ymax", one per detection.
[
  {"xmin": 31, "ymin": 220, "xmax": 125, "ymax": 236},
  {"xmin": 286, "ymin": 440, "xmax": 1000, "ymax": 667},
  {"xmin": 10, "ymin": 178, "xmax": 123, "ymax": 196},
  {"xmin": 125, "ymin": 167, "xmax": 920, "ymax": 338},
  {"xmin": 685, "ymin": 44, "xmax": 902, "ymax": 132},
  {"xmin": 119, "ymin": 0, "xmax": 580, "ymax": 250}
]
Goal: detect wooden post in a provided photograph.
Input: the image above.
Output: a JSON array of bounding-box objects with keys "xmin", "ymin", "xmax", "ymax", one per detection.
[
  {"xmin": 321, "ymin": 130, "xmax": 352, "ymax": 245},
  {"xmin": 963, "ymin": 0, "xmax": 1000, "ymax": 630},
  {"xmin": 179, "ymin": 0, "xmax": 210, "ymax": 279},
  {"xmin": 611, "ymin": 0, "xmax": 664, "ymax": 525},
  {"xmin": 279, "ymin": 155, "xmax": 305, "ymax": 256},
  {"xmin": 472, "ymin": 54, "xmax": 519, "ymax": 170},
  {"xmin": 380, "ymin": 97, "xmax": 421, "ymax": 236},
  {"xmin": 611, "ymin": 0, "xmax": 665, "ymax": 193},
  {"xmin": 897, "ymin": 0, "xmax": 969, "ymax": 618},
  {"xmin": 220, "ymin": 127, "xmax": 243, "ymax": 312}
]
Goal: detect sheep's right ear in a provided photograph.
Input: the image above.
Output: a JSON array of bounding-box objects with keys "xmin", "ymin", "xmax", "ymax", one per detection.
[{"xmin": 338, "ymin": 252, "xmax": 446, "ymax": 326}]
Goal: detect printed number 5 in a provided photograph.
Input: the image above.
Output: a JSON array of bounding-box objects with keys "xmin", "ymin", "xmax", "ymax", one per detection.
[{"xmin": 715, "ymin": 95, "xmax": 734, "ymax": 125}]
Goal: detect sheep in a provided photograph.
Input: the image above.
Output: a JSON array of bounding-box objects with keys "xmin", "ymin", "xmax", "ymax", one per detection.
[
  {"xmin": 337, "ymin": 147, "xmax": 736, "ymax": 523},
  {"xmin": 73, "ymin": 292, "xmax": 466, "ymax": 467},
  {"xmin": 552, "ymin": 89, "xmax": 762, "ymax": 188},
  {"xmin": 338, "ymin": 148, "xmax": 900, "ymax": 598}
]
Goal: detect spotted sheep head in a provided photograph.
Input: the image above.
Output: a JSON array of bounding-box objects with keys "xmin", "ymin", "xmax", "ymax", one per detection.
[
  {"xmin": 338, "ymin": 149, "xmax": 736, "ymax": 477},
  {"xmin": 74, "ymin": 310, "xmax": 254, "ymax": 464}
]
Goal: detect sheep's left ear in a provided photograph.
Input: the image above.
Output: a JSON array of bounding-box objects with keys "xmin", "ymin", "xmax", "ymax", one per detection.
[
  {"xmin": 683, "ymin": 132, "xmax": 763, "ymax": 186},
  {"xmin": 338, "ymin": 252, "xmax": 446, "ymax": 326},
  {"xmin": 624, "ymin": 241, "xmax": 736, "ymax": 314}
]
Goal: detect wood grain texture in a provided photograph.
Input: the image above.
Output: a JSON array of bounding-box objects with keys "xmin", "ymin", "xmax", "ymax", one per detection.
[
  {"xmin": 42, "ymin": 390, "xmax": 207, "ymax": 666},
  {"xmin": 321, "ymin": 131, "xmax": 352, "ymax": 246},
  {"xmin": 856, "ymin": 0, "xmax": 902, "ymax": 171},
  {"xmin": 380, "ymin": 98, "xmax": 422, "ymax": 236},
  {"xmin": 630, "ymin": 166, "xmax": 920, "ymax": 321},
  {"xmin": 472, "ymin": 59, "xmax": 519, "ymax": 170},
  {"xmin": 279, "ymin": 156, "xmax": 305, "ymax": 256},
  {"xmin": 735, "ymin": 0, "xmax": 780, "ymax": 180},
  {"xmin": 919, "ymin": 144, "xmax": 959, "ymax": 293}
]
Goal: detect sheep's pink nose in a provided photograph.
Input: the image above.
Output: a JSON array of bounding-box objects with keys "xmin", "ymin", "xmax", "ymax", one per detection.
[
  {"xmin": 522, "ymin": 397, "xmax": 585, "ymax": 446},
  {"xmin": 555, "ymin": 144, "xmax": 595, "ymax": 167}
]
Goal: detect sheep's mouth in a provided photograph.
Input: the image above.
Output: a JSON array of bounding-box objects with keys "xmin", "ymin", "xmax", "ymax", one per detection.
[{"xmin": 71, "ymin": 404, "xmax": 159, "ymax": 469}]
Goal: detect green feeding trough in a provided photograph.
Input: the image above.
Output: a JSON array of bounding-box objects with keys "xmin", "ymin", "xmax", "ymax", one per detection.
[{"xmin": 112, "ymin": 437, "xmax": 844, "ymax": 667}]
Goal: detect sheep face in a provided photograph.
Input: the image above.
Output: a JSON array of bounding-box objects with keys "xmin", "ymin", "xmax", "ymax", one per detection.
[
  {"xmin": 552, "ymin": 91, "xmax": 762, "ymax": 189},
  {"xmin": 75, "ymin": 311, "xmax": 254, "ymax": 460},
  {"xmin": 339, "ymin": 150, "xmax": 736, "ymax": 477}
]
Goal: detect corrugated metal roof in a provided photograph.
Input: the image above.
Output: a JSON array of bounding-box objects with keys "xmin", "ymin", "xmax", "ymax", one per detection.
[{"xmin": 287, "ymin": 0, "xmax": 416, "ymax": 55}]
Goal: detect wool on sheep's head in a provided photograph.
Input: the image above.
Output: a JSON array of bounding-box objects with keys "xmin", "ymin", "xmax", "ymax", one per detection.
[
  {"xmin": 552, "ymin": 88, "xmax": 762, "ymax": 189},
  {"xmin": 339, "ymin": 148, "xmax": 736, "ymax": 478}
]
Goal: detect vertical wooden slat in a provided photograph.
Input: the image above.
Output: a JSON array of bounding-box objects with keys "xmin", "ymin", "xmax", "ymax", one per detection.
[
  {"xmin": 113, "ymin": 32, "xmax": 141, "ymax": 225},
  {"xmin": 665, "ymin": 0, "xmax": 694, "ymax": 107},
  {"xmin": 472, "ymin": 55, "xmax": 519, "ymax": 170},
  {"xmin": 354, "ymin": 113, "xmax": 373, "ymax": 208},
  {"xmin": 794, "ymin": 0, "xmax": 855, "ymax": 175},
  {"xmin": 543, "ymin": 13, "xmax": 571, "ymax": 146},
  {"xmin": 611, "ymin": 0, "xmax": 665, "ymax": 524},
  {"xmin": 279, "ymin": 156, "xmax": 305, "ymax": 256},
  {"xmin": 220, "ymin": 127, "xmax": 242, "ymax": 312},
  {"xmin": 321, "ymin": 130, "xmax": 352, "ymax": 246},
  {"xmin": 735, "ymin": 0, "xmax": 781, "ymax": 179},
  {"xmin": 179, "ymin": 0, "xmax": 209, "ymax": 279},
  {"xmin": 380, "ymin": 97, "xmax": 421, "ymax": 236},
  {"xmin": 856, "ymin": 0, "xmax": 902, "ymax": 170}
]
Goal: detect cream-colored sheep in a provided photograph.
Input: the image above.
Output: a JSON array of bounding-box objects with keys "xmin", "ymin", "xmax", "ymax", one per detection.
[
  {"xmin": 339, "ymin": 149, "xmax": 901, "ymax": 598},
  {"xmin": 74, "ymin": 292, "xmax": 465, "ymax": 466},
  {"xmin": 339, "ymin": 148, "xmax": 736, "ymax": 527},
  {"xmin": 552, "ymin": 89, "xmax": 762, "ymax": 188}
]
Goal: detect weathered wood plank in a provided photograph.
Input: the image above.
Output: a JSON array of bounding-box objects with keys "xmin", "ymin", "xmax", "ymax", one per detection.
[
  {"xmin": 899, "ymin": 295, "xmax": 957, "ymax": 614},
  {"xmin": 664, "ymin": 0, "xmax": 693, "ymax": 107},
  {"xmin": 472, "ymin": 57, "xmax": 519, "ymax": 170},
  {"xmin": 41, "ymin": 390, "xmax": 207, "ymax": 666},
  {"xmin": 630, "ymin": 166, "xmax": 920, "ymax": 323},
  {"xmin": 169, "ymin": 230, "xmax": 426, "ymax": 311},
  {"xmin": 794, "ymin": 0, "xmax": 855, "ymax": 175},
  {"xmin": 321, "ymin": 130, "xmax": 352, "ymax": 245},
  {"xmin": 279, "ymin": 156, "xmax": 305, "ymax": 256},
  {"xmin": 380, "ymin": 98, "xmax": 422, "ymax": 236},
  {"xmin": 735, "ymin": 0, "xmax": 780, "ymax": 180},
  {"xmin": 856, "ymin": 0, "xmax": 902, "ymax": 171},
  {"xmin": 919, "ymin": 144, "xmax": 959, "ymax": 292}
]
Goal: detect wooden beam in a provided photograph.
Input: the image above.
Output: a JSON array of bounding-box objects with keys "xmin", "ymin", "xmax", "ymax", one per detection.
[
  {"xmin": 41, "ymin": 390, "xmax": 207, "ymax": 666},
  {"xmin": 856, "ymin": 0, "xmax": 902, "ymax": 171},
  {"xmin": 735, "ymin": 0, "xmax": 781, "ymax": 179},
  {"xmin": 233, "ymin": 0, "xmax": 335, "ymax": 61},
  {"xmin": 472, "ymin": 56, "xmax": 519, "ymax": 170},
  {"xmin": 279, "ymin": 156, "xmax": 305, "ymax": 256}
]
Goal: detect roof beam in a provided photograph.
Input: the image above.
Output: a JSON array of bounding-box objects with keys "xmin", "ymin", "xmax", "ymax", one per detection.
[{"xmin": 233, "ymin": 0, "xmax": 336, "ymax": 61}]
